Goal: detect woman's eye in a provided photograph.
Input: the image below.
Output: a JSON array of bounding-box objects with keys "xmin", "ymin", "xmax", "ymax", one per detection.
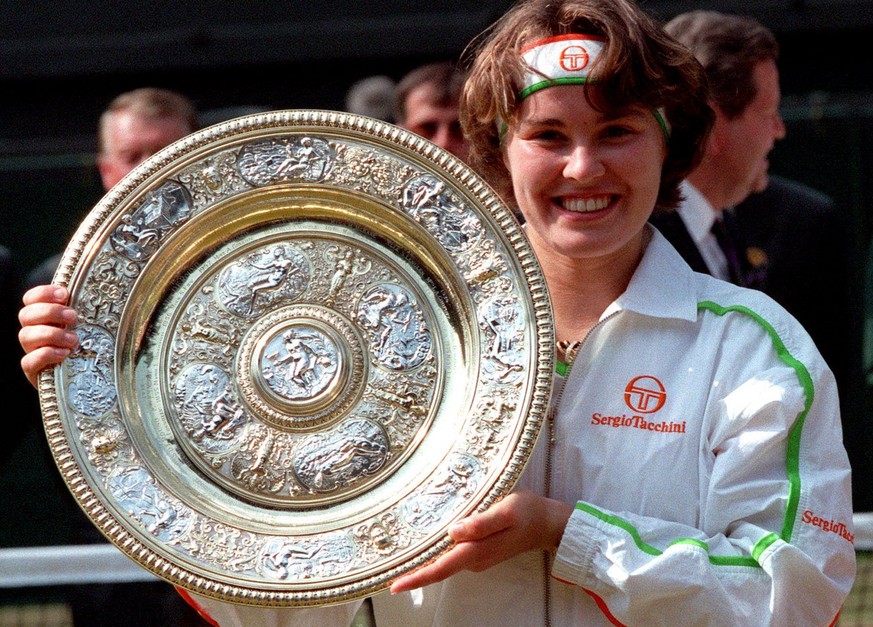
[
  {"xmin": 531, "ymin": 129, "xmax": 564, "ymax": 141},
  {"xmin": 602, "ymin": 125, "xmax": 635, "ymax": 139}
]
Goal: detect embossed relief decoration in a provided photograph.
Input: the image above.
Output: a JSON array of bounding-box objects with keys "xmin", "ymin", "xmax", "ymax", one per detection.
[
  {"xmin": 42, "ymin": 111, "xmax": 552, "ymax": 607},
  {"xmin": 166, "ymin": 236, "xmax": 440, "ymax": 506}
]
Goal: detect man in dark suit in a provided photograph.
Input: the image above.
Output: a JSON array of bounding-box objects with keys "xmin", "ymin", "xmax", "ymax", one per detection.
[{"xmin": 650, "ymin": 11, "xmax": 785, "ymax": 287}]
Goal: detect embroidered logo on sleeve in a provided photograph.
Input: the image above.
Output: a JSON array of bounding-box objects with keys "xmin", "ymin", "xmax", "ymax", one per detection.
[{"xmin": 802, "ymin": 510, "xmax": 855, "ymax": 544}]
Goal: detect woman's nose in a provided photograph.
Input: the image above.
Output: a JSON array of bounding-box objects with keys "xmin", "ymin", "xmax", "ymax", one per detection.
[{"xmin": 563, "ymin": 144, "xmax": 606, "ymax": 181}]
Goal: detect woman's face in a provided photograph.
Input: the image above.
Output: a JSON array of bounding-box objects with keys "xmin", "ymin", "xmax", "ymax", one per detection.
[{"xmin": 503, "ymin": 85, "xmax": 667, "ymax": 265}]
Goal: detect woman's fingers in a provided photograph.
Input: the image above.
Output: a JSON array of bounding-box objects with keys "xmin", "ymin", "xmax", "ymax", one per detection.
[
  {"xmin": 389, "ymin": 492, "xmax": 574, "ymax": 594},
  {"xmin": 19, "ymin": 323, "xmax": 79, "ymax": 354},
  {"xmin": 390, "ymin": 541, "xmax": 475, "ymax": 593},
  {"xmin": 22, "ymin": 284, "xmax": 68, "ymax": 307},
  {"xmin": 21, "ymin": 346, "xmax": 72, "ymax": 387},
  {"xmin": 18, "ymin": 301, "xmax": 76, "ymax": 329},
  {"xmin": 18, "ymin": 285, "xmax": 78, "ymax": 388}
]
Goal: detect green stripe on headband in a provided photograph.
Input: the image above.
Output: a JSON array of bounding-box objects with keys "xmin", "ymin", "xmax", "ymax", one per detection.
[
  {"xmin": 653, "ymin": 109, "xmax": 670, "ymax": 142},
  {"xmin": 519, "ymin": 76, "xmax": 592, "ymax": 100}
]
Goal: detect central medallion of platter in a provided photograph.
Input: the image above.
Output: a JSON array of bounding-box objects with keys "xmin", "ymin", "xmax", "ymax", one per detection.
[{"xmin": 240, "ymin": 304, "xmax": 365, "ymax": 429}]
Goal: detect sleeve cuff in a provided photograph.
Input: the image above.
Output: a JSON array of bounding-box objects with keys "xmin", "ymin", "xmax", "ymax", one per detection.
[{"xmin": 552, "ymin": 504, "xmax": 600, "ymax": 587}]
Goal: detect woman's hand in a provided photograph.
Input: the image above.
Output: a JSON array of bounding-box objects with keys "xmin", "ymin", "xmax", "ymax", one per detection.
[
  {"xmin": 390, "ymin": 489, "xmax": 573, "ymax": 593},
  {"xmin": 18, "ymin": 285, "xmax": 79, "ymax": 388}
]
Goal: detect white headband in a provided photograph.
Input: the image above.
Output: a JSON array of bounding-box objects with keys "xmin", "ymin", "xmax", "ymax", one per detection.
[
  {"xmin": 520, "ymin": 34, "xmax": 606, "ymax": 99},
  {"xmin": 518, "ymin": 34, "xmax": 671, "ymax": 140}
]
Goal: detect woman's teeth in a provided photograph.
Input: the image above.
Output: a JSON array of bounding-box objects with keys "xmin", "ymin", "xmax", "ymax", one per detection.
[{"xmin": 562, "ymin": 196, "xmax": 610, "ymax": 212}]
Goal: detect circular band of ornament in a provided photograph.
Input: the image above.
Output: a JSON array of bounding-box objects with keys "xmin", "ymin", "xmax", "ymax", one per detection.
[{"xmin": 39, "ymin": 110, "xmax": 554, "ymax": 606}]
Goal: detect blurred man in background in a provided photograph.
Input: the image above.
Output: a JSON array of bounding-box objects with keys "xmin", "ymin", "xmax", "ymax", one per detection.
[
  {"xmin": 27, "ymin": 87, "xmax": 198, "ymax": 287},
  {"xmin": 393, "ymin": 61, "xmax": 468, "ymax": 162}
]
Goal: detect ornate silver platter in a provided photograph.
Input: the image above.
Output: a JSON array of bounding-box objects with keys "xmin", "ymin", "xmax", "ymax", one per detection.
[{"xmin": 39, "ymin": 110, "xmax": 554, "ymax": 606}]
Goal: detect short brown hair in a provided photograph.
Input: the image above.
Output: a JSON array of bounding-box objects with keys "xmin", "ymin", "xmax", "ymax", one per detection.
[
  {"xmin": 461, "ymin": 0, "xmax": 714, "ymax": 211},
  {"xmin": 393, "ymin": 62, "xmax": 466, "ymax": 124},
  {"xmin": 665, "ymin": 11, "xmax": 779, "ymax": 120},
  {"xmin": 97, "ymin": 87, "xmax": 198, "ymax": 154}
]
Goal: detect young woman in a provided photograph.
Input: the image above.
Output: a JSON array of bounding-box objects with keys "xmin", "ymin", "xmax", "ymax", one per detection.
[{"xmin": 19, "ymin": 0, "xmax": 854, "ymax": 624}]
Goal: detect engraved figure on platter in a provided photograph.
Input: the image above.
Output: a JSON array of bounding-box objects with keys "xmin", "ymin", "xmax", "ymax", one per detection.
[
  {"xmin": 107, "ymin": 466, "xmax": 189, "ymax": 541},
  {"xmin": 468, "ymin": 392, "xmax": 517, "ymax": 457},
  {"xmin": 293, "ymin": 419, "xmax": 389, "ymax": 493},
  {"xmin": 353, "ymin": 512, "xmax": 409, "ymax": 557},
  {"xmin": 217, "ymin": 243, "xmax": 310, "ymax": 318},
  {"xmin": 261, "ymin": 326, "xmax": 338, "ymax": 401},
  {"xmin": 230, "ymin": 430, "xmax": 289, "ymax": 494},
  {"xmin": 237, "ymin": 136, "xmax": 333, "ymax": 185},
  {"xmin": 281, "ymin": 333, "xmax": 320, "ymax": 389},
  {"xmin": 76, "ymin": 252, "xmax": 141, "ymax": 330},
  {"xmin": 402, "ymin": 455, "xmax": 480, "ymax": 530},
  {"xmin": 356, "ymin": 284, "xmax": 431, "ymax": 370},
  {"xmin": 479, "ymin": 295, "xmax": 525, "ymax": 381},
  {"xmin": 401, "ymin": 175, "xmax": 481, "ymax": 252},
  {"xmin": 402, "ymin": 175, "xmax": 445, "ymax": 210},
  {"xmin": 174, "ymin": 297, "xmax": 237, "ymax": 360},
  {"xmin": 247, "ymin": 248, "xmax": 298, "ymax": 312},
  {"xmin": 324, "ymin": 246, "xmax": 372, "ymax": 306},
  {"xmin": 260, "ymin": 535, "xmax": 354, "ymax": 581},
  {"xmin": 174, "ymin": 363, "xmax": 246, "ymax": 450},
  {"xmin": 66, "ymin": 324, "xmax": 117, "ymax": 417},
  {"xmin": 109, "ymin": 181, "xmax": 192, "ymax": 261},
  {"xmin": 178, "ymin": 152, "xmax": 248, "ymax": 207}
]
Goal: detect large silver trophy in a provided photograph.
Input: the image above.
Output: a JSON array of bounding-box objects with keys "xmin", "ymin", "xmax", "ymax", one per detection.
[{"xmin": 39, "ymin": 110, "xmax": 553, "ymax": 606}]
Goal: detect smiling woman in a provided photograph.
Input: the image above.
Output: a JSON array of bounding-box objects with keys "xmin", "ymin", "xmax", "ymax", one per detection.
[{"xmin": 16, "ymin": 0, "xmax": 856, "ymax": 625}]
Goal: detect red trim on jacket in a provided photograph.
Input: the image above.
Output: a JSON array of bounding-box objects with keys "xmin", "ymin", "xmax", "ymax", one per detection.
[{"xmin": 175, "ymin": 586, "xmax": 220, "ymax": 627}]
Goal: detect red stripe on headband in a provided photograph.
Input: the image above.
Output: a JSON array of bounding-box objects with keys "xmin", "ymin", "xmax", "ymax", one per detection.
[{"xmin": 520, "ymin": 33, "xmax": 606, "ymax": 53}]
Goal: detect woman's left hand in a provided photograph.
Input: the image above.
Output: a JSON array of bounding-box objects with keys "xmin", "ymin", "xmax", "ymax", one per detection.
[{"xmin": 390, "ymin": 489, "xmax": 573, "ymax": 593}]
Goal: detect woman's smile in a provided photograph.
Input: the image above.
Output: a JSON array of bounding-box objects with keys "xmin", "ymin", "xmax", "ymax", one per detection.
[{"xmin": 557, "ymin": 194, "xmax": 613, "ymax": 214}]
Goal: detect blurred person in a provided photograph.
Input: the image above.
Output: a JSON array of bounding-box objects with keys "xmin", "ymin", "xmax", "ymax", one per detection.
[
  {"xmin": 26, "ymin": 87, "xmax": 198, "ymax": 288},
  {"xmin": 393, "ymin": 61, "xmax": 469, "ymax": 162},
  {"xmin": 20, "ymin": 0, "xmax": 855, "ymax": 624},
  {"xmin": 649, "ymin": 11, "xmax": 786, "ymax": 286},
  {"xmin": 345, "ymin": 74, "xmax": 396, "ymax": 122}
]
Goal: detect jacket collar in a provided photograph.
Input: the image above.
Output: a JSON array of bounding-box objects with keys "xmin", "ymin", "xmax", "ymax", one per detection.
[{"xmin": 602, "ymin": 225, "xmax": 700, "ymax": 323}]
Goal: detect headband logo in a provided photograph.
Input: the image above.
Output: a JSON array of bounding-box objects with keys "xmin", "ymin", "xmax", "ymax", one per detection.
[{"xmin": 559, "ymin": 45, "xmax": 590, "ymax": 72}]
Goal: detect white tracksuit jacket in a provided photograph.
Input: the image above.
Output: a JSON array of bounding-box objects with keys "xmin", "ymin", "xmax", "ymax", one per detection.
[{"xmin": 186, "ymin": 228, "xmax": 855, "ymax": 626}]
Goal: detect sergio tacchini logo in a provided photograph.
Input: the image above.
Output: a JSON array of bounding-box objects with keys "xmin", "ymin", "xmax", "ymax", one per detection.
[{"xmin": 624, "ymin": 375, "xmax": 667, "ymax": 414}]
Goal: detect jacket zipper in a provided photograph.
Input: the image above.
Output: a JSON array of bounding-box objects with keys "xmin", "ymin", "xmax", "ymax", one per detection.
[{"xmin": 543, "ymin": 313, "xmax": 619, "ymax": 627}]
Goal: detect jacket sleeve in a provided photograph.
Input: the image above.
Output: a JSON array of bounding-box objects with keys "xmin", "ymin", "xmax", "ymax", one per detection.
[{"xmin": 551, "ymin": 334, "xmax": 856, "ymax": 626}]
